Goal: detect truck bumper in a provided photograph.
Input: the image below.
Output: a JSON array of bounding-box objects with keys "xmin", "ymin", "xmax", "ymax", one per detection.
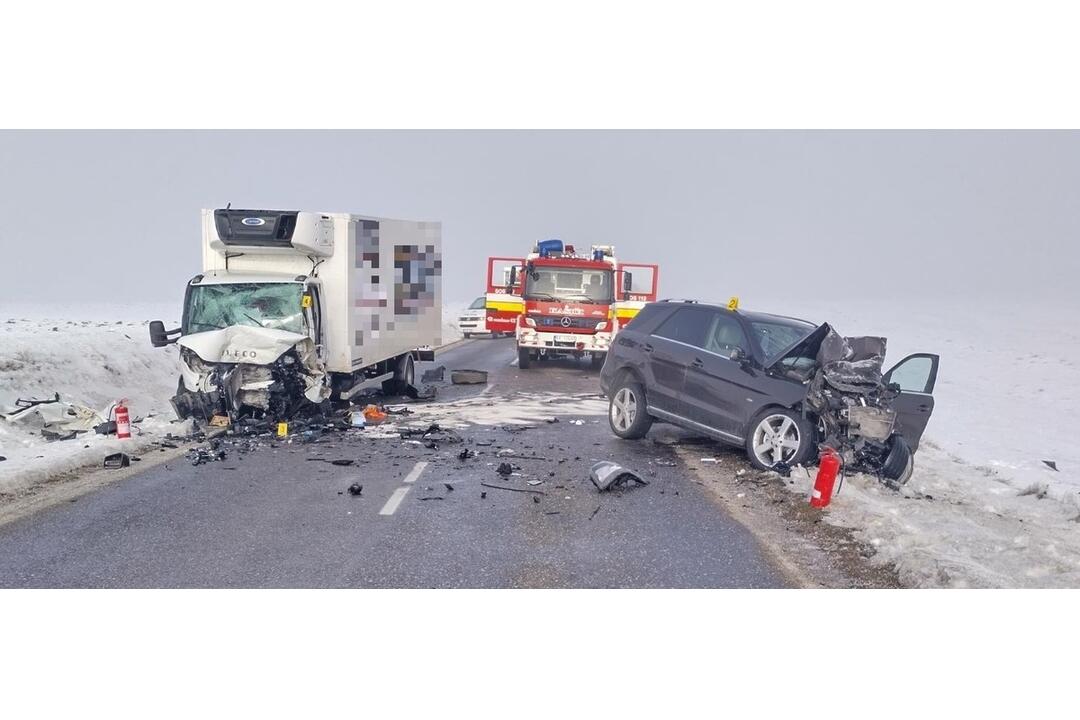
[{"xmin": 516, "ymin": 330, "xmax": 612, "ymax": 354}]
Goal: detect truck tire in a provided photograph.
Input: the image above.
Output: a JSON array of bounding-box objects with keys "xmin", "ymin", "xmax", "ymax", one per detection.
[
  {"xmin": 608, "ymin": 377, "xmax": 652, "ymax": 439},
  {"xmin": 388, "ymin": 353, "xmax": 415, "ymax": 393},
  {"xmin": 517, "ymin": 346, "xmax": 532, "ymax": 369}
]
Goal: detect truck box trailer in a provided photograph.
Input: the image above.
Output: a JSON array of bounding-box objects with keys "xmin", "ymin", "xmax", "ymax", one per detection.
[{"xmin": 150, "ymin": 208, "xmax": 442, "ymax": 424}]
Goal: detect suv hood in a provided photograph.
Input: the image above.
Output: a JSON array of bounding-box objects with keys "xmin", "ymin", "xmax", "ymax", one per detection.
[{"xmin": 177, "ymin": 325, "xmax": 310, "ymax": 365}]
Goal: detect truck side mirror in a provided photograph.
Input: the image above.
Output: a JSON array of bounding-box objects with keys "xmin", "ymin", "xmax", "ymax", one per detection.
[
  {"xmin": 149, "ymin": 320, "xmax": 180, "ymax": 347},
  {"xmin": 621, "ymin": 270, "xmax": 633, "ymax": 300},
  {"xmin": 507, "ymin": 266, "xmax": 517, "ymax": 290}
]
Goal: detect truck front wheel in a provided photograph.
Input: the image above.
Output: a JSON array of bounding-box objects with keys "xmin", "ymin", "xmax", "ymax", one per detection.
[{"xmin": 517, "ymin": 346, "xmax": 532, "ymax": 369}]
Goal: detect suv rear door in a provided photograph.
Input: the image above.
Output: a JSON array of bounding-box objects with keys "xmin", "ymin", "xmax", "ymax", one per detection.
[
  {"xmin": 645, "ymin": 306, "xmax": 714, "ymax": 416},
  {"xmin": 882, "ymin": 353, "xmax": 940, "ymax": 451}
]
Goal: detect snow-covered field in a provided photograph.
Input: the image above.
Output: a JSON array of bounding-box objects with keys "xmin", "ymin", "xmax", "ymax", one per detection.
[{"xmin": 2, "ymin": 294, "xmax": 1077, "ymax": 587}]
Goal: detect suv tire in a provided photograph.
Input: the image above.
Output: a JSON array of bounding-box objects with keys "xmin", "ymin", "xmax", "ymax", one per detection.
[
  {"xmin": 517, "ymin": 346, "xmax": 532, "ymax": 369},
  {"xmin": 608, "ymin": 377, "xmax": 653, "ymax": 439},
  {"xmin": 745, "ymin": 408, "xmax": 815, "ymax": 471}
]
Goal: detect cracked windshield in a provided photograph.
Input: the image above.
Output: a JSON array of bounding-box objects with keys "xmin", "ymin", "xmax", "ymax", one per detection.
[{"xmin": 185, "ymin": 282, "xmax": 304, "ymax": 334}]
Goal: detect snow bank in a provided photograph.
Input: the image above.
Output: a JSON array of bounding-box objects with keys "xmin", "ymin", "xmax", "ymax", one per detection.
[{"xmin": 0, "ymin": 303, "xmax": 186, "ymax": 493}]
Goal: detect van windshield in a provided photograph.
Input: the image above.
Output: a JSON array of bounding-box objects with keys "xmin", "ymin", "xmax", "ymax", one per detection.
[
  {"xmin": 469, "ymin": 297, "xmax": 486, "ymax": 310},
  {"xmin": 184, "ymin": 282, "xmax": 305, "ymax": 335}
]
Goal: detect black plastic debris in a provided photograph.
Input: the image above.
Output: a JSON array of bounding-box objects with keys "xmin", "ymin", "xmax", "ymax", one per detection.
[
  {"xmin": 590, "ymin": 461, "xmax": 649, "ymax": 492},
  {"xmin": 1043, "ymin": 460, "xmax": 1059, "ymax": 472},
  {"xmin": 0, "ymin": 456, "xmax": 6, "ymax": 462},
  {"xmin": 306, "ymin": 458, "xmax": 356, "ymax": 466},
  {"xmin": 496, "ymin": 462, "xmax": 514, "ymax": 476},
  {"xmin": 444, "ymin": 483, "xmax": 455, "ymax": 492},
  {"xmin": 545, "ymin": 417, "xmax": 560, "ymax": 424},
  {"xmin": 404, "ymin": 384, "xmax": 438, "ymax": 401},
  {"xmin": 94, "ymin": 420, "xmax": 117, "ymax": 435},
  {"xmin": 421, "ymin": 366, "xmax": 446, "ymax": 383},
  {"xmin": 347, "ymin": 482, "xmax": 363, "ymax": 496},
  {"xmin": 480, "ymin": 491, "xmax": 487, "ymax": 499},
  {"xmin": 458, "ymin": 448, "xmax": 476, "ymax": 460},
  {"xmin": 103, "ymin": 452, "xmax": 130, "ymax": 469},
  {"xmin": 481, "ymin": 481, "xmax": 545, "ymax": 495},
  {"xmin": 41, "ymin": 428, "xmax": 79, "ymax": 442}
]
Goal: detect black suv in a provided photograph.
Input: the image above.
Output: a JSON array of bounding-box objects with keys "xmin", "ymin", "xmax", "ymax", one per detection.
[{"xmin": 599, "ymin": 300, "xmax": 939, "ymax": 481}]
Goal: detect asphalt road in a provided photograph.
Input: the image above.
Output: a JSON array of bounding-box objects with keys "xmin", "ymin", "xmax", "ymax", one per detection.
[{"xmin": 0, "ymin": 337, "xmax": 791, "ymax": 588}]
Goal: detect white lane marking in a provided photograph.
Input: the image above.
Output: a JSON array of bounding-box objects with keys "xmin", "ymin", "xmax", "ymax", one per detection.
[
  {"xmin": 403, "ymin": 461, "xmax": 428, "ymax": 484},
  {"xmin": 480, "ymin": 383, "xmax": 496, "ymax": 396},
  {"xmin": 379, "ymin": 487, "xmax": 411, "ymax": 516}
]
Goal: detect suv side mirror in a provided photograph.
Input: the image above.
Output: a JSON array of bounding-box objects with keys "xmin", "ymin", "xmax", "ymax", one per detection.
[
  {"xmin": 149, "ymin": 320, "xmax": 181, "ymax": 347},
  {"xmin": 729, "ymin": 347, "xmax": 751, "ymax": 366}
]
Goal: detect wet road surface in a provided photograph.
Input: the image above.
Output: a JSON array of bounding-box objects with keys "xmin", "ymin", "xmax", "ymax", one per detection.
[{"xmin": 0, "ymin": 338, "xmax": 791, "ymax": 587}]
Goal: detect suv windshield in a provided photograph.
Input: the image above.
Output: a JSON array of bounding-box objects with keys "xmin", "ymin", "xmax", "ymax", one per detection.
[
  {"xmin": 524, "ymin": 267, "xmax": 613, "ymax": 303},
  {"xmin": 468, "ymin": 296, "xmax": 486, "ymax": 310},
  {"xmin": 750, "ymin": 318, "xmax": 816, "ymax": 362},
  {"xmin": 184, "ymin": 282, "xmax": 305, "ymax": 335}
]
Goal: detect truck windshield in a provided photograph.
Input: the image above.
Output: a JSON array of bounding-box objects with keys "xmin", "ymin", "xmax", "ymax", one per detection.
[
  {"xmin": 184, "ymin": 282, "xmax": 305, "ymax": 335},
  {"xmin": 524, "ymin": 268, "xmax": 613, "ymax": 303}
]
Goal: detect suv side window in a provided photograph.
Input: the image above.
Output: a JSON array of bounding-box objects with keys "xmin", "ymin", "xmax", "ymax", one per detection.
[
  {"xmin": 702, "ymin": 312, "xmax": 749, "ymax": 357},
  {"xmin": 652, "ymin": 307, "xmax": 714, "ymax": 347}
]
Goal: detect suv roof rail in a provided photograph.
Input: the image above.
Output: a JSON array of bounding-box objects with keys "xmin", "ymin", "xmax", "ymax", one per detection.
[{"xmin": 657, "ymin": 298, "xmax": 698, "ymax": 304}]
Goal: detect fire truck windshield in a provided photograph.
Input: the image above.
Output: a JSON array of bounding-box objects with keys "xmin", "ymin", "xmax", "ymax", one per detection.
[{"xmin": 524, "ymin": 267, "xmax": 613, "ymax": 303}]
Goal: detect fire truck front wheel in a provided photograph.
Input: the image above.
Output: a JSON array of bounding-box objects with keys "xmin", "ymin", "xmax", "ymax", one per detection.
[{"xmin": 517, "ymin": 346, "xmax": 532, "ymax": 369}]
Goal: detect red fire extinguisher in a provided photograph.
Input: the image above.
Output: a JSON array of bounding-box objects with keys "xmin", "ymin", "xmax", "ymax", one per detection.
[
  {"xmin": 115, "ymin": 401, "xmax": 131, "ymax": 440},
  {"xmin": 810, "ymin": 447, "xmax": 842, "ymax": 508}
]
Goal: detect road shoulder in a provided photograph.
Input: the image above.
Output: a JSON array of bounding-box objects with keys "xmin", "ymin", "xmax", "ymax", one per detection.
[{"xmin": 670, "ymin": 442, "xmax": 902, "ymax": 588}]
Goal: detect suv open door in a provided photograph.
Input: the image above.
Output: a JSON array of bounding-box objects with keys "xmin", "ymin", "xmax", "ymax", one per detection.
[{"xmin": 882, "ymin": 353, "xmax": 940, "ymax": 451}]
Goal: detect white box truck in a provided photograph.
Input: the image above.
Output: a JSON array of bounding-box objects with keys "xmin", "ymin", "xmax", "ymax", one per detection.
[{"xmin": 150, "ymin": 208, "xmax": 442, "ymax": 424}]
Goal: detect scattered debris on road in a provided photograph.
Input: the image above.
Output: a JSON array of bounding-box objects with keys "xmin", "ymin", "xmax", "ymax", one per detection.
[
  {"xmin": 347, "ymin": 482, "xmax": 363, "ymax": 496},
  {"xmin": 451, "ymin": 369, "xmax": 488, "ymax": 385},
  {"xmin": 458, "ymin": 448, "xmax": 476, "ymax": 460},
  {"xmin": 590, "ymin": 460, "xmax": 649, "ymax": 492},
  {"xmin": 1043, "ymin": 460, "xmax": 1059, "ymax": 472},
  {"xmin": 421, "ymin": 365, "xmax": 446, "ymax": 383},
  {"xmin": 496, "ymin": 462, "xmax": 514, "ymax": 476},
  {"xmin": 103, "ymin": 452, "xmax": 131, "ymax": 469},
  {"xmin": 306, "ymin": 458, "xmax": 356, "ymax": 466},
  {"xmin": 481, "ymin": 481, "xmax": 546, "ymax": 495}
]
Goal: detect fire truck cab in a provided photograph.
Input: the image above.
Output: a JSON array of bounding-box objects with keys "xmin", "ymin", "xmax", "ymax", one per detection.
[{"xmin": 486, "ymin": 240, "xmax": 658, "ymax": 369}]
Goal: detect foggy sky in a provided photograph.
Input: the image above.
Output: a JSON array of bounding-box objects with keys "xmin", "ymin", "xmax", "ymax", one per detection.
[{"xmin": 1, "ymin": 130, "xmax": 1077, "ymax": 307}]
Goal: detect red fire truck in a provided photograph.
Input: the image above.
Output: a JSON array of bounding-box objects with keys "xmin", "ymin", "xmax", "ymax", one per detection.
[{"xmin": 485, "ymin": 240, "xmax": 659, "ymax": 369}]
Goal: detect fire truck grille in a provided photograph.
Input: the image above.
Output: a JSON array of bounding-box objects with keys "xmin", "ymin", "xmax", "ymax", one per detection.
[{"xmin": 535, "ymin": 316, "xmax": 596, "ymax": 330}]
